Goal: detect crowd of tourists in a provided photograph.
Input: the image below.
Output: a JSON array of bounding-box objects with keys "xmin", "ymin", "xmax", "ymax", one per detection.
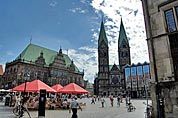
[
  {"xmin": 1, "ymin": 91, "xmax": 139, "ymax": 118},
  {"xmin": 2, "ymin": 93, "xmax": 83, "ymax": 110}
]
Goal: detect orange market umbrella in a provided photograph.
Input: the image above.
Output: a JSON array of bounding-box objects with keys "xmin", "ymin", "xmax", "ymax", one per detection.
[
  {"xmin": 59, "ymin": 83, "xmax": 89, "ymax": 94},
  {"xmin": 51, "ymin": 84, "xmax": 63, "ymax": 93},
  {"xmin": 25, "ymin": 80, "xmax": 56, "ymax": 93},
  {"xmin": 13, "ymin": 82, "xmax": 30, "ymax": 92}
]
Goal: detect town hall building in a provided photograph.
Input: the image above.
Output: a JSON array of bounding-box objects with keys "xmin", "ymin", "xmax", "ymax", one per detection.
[{"xmin": 1, "ymin": 44, "xmax": 84, "ymax": 89}]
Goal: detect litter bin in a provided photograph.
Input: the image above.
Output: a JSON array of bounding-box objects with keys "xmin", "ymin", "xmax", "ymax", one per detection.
[
  {"xmin": 38, "ymin": 89, "xmax": 46, "ymax": 117},
  {"xmin": 5, "ymin": 96, "xmax": 10, "ymax": 106}
]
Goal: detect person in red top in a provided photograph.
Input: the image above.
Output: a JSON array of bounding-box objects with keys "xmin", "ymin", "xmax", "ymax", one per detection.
[{"xmin": 109, "ymin": 95, "xmax": 114, "ymax": 107}]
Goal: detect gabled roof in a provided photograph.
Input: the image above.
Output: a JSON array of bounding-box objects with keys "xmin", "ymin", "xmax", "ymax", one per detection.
[
  {"xmin": 0, "ymin": 65, "xmax": 3, "ymax": 75},
  {"xmin": 15, "ymin": 43, "xmax": 80, "ymax": 72},
  {"xmin": 118, "ymin": 18, "xmax": 129, "ymax": 48},
  {"xmin": 98, "ymin": 21, "xmax": 108, "ymax": 47},
  {"xmin": 109, "ymin": 64, "xmax": 120, "ymax": 71}
]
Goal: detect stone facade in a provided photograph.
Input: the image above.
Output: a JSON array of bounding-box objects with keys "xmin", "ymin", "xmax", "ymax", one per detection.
[
  {"xmin": 1, "ymin": 44, "xmax": 84, "ymax": 89},
  {"xmin": 142, "ymin": 0, "xmax": 178, "ymax": 117},
  {"xmin": 94, "ymin": 19, "xmax": 131, "ymax": 96}
]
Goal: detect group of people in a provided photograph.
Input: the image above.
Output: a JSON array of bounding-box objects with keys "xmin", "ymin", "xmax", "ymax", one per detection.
[
  {"xmin": 90, "ymin": 95, "xmax": 124, "ymax": 108},
  {"xmin": 69, "ymin": 94, "xmax": 135, "ymax": 118},
  {"xmin": 4, "ymin": 92, "xmax": 136, "ymax": 118}
]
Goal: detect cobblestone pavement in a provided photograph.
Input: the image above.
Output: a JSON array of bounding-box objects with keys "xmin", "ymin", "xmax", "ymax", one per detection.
[{"xmin": 0, "ymin": 98, "xmax": 151, "ymax": 118}]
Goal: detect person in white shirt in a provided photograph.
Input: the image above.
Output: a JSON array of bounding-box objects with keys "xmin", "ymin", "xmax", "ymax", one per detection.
[
  {"xmin": 101, "ymin": 97, "xmax": 105, "ymax": 108},
  {"xmin": 15, "ymin": 95, "xmax": 21, "ymax": 107},
  {"xmin": 69, "ymin": 96, "xmax": 82, "ymax": 118}
]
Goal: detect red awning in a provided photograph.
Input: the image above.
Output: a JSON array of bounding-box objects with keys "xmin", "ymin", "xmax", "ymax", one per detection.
[
  {"xmin": 51, "ymin": 84, "xmax": 63, "ymax": 93},
  {"xmin": 25, "ymin": 80, "xmax": 56, "ymax": 93},
  {"xmin": 59, "ymin": 83, "xmax": 89, "ymax": 94},
  {"xmin": 13, "ymin": 80, "xmax": 56, "ymax": 93},
  {"xmin": 13, "ymin": 82, "xmax": 30, "ymax": 92}
]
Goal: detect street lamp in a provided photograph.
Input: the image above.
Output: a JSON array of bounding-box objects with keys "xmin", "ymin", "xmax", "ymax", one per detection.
[
  {"xmin": 23, "ymin": 72, "xmax": 30, "ymax": 104},
  {"xmin": 24, "ymin": 72, "xmax": 30, "ymax": 93}
]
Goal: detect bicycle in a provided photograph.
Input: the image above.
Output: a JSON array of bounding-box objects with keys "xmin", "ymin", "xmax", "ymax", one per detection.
[
  {"xmin": 143, "ymin": 102, "xmax": 152, "ymax": 118},
  {"xmin": 145, "ymin": 106, "xmax": 152, "ymax": 118},
  {"xmin": 127, "ymin": 103, "xmax": 136, "ymax": 112},
  {"xmin": 13, "ymin": 103, "xmax": 31, "ymax": 118}
]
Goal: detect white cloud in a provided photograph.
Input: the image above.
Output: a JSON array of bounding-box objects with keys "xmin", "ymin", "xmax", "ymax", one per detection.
[
  {"xmin": 0, "ymin": 0, "xmax": 149, "ymax": 85},
  {"xmin": 60, "ymin": 0, "xmax": 149, "ymax": 83},
  {"xmin": 91, "ymin": 0, "xmax": 149, "ymax": 64},
  {"xmin": 80, "ymin": 0, "xmax": 89, "ymax": 4},
  {"xmin": 66, "ymin": 47, "xmax": 98, "ymax": 83},
  {"xmin": 49, "ymin": 1, "xmax": 58, "ymax": 7},
  {"xmin": 69, "ymin": 8, "xmax": 88, "ymax": 14}
]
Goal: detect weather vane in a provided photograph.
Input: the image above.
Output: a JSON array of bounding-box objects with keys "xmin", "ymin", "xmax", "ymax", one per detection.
[{"xmin": 30, "ymin": 35, "xmax": 32, "ymax": 44}]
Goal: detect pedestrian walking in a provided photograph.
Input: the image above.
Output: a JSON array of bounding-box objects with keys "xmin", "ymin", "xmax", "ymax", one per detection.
[
  {"xmin": 101, "ymin": 97, "xmax": 105, "ymax": 108},
  {"xmin": 69, "ymin": 96, "xmax": 82, "ymax": 118},
  {"xmin": 98, "ymin": 96, "xmax": 101, "ymax": 101},
  {"xmin": 94, "ymin": 96, "xmax": 97, "ymax": 102},
  {"xmin": 91, "ymin": 97, "xmax": 95, "ymax": 104},
  {"xmin": 109, "ymin": 95, "xmax": 114, "ymax": 107},
  {"xmin": 125, "ymin": 96, "xmax": 128, "ymax": 106},
  {"xmin": 128, "ymin": 96, "xmax": 131, "ymax": 103},
  {"xmin": 120, "ymin": 95, "xmax": 123, "ymax": 103},
  {"xmin": 117, "ymin": 95, "xmax": 120, "ymax": 107}
]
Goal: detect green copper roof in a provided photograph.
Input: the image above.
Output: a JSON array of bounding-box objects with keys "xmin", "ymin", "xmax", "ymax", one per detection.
[
  {"xmin": 98, "ymin": 21, "xmax": 108, "ymax": 46},
  {"xmin": 16, "ymin": 43, "xmax": 80, "ymax": 72},
  {"xmin": 16, "ymin": 44, "xmax": 56, "ymax": 65},
  {"xmin": 118, "ymin": 18, "xmax": 129, "ymax": 48}
]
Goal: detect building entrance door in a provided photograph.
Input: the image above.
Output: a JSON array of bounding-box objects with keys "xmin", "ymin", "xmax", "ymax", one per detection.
[{"xmin": 169, "ymin": 33, "xmax": 178, "ymax": 80}]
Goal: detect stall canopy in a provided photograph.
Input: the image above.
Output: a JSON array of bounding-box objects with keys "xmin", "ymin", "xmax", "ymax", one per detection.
[
  {"xmin": 25, "ymin": 80, "xmax": 56, "ymax": 93},
  {"xmin": 13, "ymin": 82, "xmax": 30, "ymax": 92},
  {"xmin": 59, "ymin": 83, "xmax": 89, "ymax": 94},
  {"xmin": 13, "ymin": 80, "xmax": 56, "ymax": 93},
  {"xmin": 0, "ymin": 89, "xmax": 11, "ymax": 92},
  {"xmin": 51, "ymin": 84, "xmax": 63, "ymax": 93}
]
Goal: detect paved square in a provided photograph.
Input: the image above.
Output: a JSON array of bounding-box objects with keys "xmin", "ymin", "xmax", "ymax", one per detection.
[{"xmin": 0, "ymin": 98, "xmax": 150, "ymax": 118}]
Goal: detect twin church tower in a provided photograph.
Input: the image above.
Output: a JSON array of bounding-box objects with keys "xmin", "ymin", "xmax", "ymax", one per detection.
[{"xmin": 94, "ymin": 18, "xmax": 131, "ymax": 96}]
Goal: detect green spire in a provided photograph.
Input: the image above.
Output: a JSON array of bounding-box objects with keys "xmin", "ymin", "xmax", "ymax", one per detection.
[
  {"xmin": 118, "ymin": 18, "xmax": 129, "ymax": 48},
  {"xmin": 98, "ymin": 21, "xmax": 108, "ymax": 46}
]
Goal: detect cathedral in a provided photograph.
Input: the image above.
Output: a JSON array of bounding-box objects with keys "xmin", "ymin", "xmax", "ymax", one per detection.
[{"xmin": 94, "ymin": 19, "xmax": 131, "ymax": 96}]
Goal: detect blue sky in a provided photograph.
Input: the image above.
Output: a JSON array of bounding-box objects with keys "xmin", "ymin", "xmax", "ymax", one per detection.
[{"xmin": 0, "ymin": 0, "xmax": 149, "ymax": 83}]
